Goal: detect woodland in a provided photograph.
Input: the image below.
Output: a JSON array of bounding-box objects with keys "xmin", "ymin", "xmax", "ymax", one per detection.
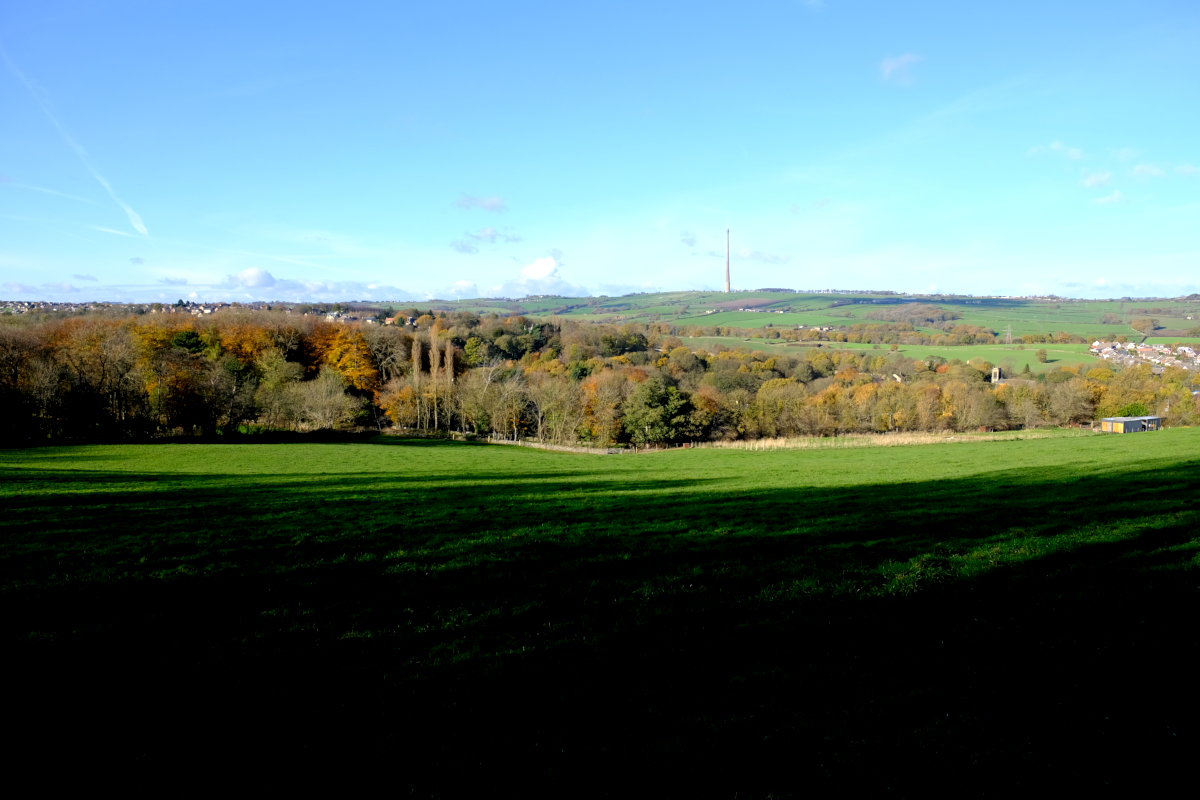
[{"xmin": 1, "ymin": 307, "xmax": 1197, "ymax": 444}]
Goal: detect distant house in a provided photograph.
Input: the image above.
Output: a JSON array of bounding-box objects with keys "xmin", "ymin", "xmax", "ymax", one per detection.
[{"xmin": 1099, "ymin": 416, "xmax": 1162, "ymax": 433}]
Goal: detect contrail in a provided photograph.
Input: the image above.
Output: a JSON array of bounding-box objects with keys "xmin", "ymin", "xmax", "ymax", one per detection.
[{"xmin": 0, "ymin": 43, "xmax": 149, "ymax": 236}]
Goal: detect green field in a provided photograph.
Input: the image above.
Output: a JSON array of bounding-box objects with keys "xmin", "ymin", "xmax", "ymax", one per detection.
[
  {"xmin": 675, "ymin": 310, "xmax": 864, "ymax": 329},
  {"xmin": 5, "ymin": 435, "xmax": 1197, "ymax": 789},
  {"xmin": 369, "ymin": 291, "xmax": 1200, "ymax": 340},
  {"xmin": 684, "ymin": 337, "xmax": 1098, "ymax": 372},
  {"xmin": 870, "ymin": 343, "xmax": 1098, "ymax": 371}
]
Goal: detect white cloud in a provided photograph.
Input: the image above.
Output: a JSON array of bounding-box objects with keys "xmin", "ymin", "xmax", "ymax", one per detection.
[
  {"xmin": 3, "ymin": 281, "xmax": 37, "ymax": 293},
  {"xmin": 880, "ymin": 54, "xmax": 920, "ymax": 84},
  {"xmin": 1132, "ymin": 164, "xmax": 1164, "ymax": 178},
  {"xmin": 1094, "ymin": 190, "xmax": 1123, "ymax": 205},
  {"xmin": 129, "ymin": 257, "xmax": 144, "ymax": 265},
  {"xmin": 89, "ymin": 226, "xmax": 136, "ymax": 237},
  {"xmin": 72, "ymin": 273, "xmax": 98, "ymax": 281},
  {"xmin": 521, "ymin": 257, "xmax": 559, "ymax": 280},
  {"xmin": 450, "ymin": 239, "xmax": 479, "ymax": 254},
  {"xmin": 1178, "ymin": 165, "xmax": 1199, "ymax": 176},
  {"xmin": 1082, "ymin": 172, "xmax": 1111, "ymax": 188},
  {"xmin": 452, "ymin": 194, "xmax": 508, "ymax": 213},
  {"xmin": 238, "ymin": 277, "xmax": 420, "ymax": 302},
  {"xmin": 490, "ymin": 255, "xmax": 590, "ymax": 298},
  {"xmin": 680, "ymin": 230, "xmax": 697, "ymax": 247},
  {"xmin": 1112, "ymin": 147, "xmax": 1139, "ymax": 162},
  {"xmin": 233, "ymin": 267, "xmax": 277, "ymax": 288},
  {"xmin": 431, "ymin": 280, "xmax": 479, "ymax": 300},
  {"xmin": 158, "ymin": 277, "xmax": 188, "ymax": 285}
]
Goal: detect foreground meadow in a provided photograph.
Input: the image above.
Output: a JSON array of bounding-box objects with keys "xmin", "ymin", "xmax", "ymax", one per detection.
[{"xmin": 4, "ymin": 433, "xmax": 1198, "ymax": 791}]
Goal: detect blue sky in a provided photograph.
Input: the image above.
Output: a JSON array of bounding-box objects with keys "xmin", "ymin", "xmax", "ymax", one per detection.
[{"xmin": 2, "ymin": 0, "xmax": 1198, "ymax": 302}]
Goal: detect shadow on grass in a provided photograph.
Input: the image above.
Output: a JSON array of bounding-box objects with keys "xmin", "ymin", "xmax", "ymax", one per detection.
[{"xmin": 4, "ymin": 452, "xmax": 1198, "ymax": 793}]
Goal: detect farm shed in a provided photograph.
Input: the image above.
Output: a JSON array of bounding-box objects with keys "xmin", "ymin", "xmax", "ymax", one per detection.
[{"xmin": 1100, "ymin": 416, "xmax": 1162, "ymax": 433}]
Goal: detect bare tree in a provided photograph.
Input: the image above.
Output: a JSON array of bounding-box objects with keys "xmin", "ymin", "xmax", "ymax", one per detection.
[
  {"xmin": 293, "ymin": 368, "xmax": 362, "ymax": 429},
  {"xmin": 362, "ymin": 325, "xmax": 411, "ymax": 383}
]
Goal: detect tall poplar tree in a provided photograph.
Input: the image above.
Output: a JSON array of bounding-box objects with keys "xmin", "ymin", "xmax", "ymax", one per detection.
[
  {"xmin": 430, "ymin": 334, "xmax": 441, "ymax": 430},
  {"xmin": 411, "ymin": 339, "xmax": 423, "ymax": 430}
]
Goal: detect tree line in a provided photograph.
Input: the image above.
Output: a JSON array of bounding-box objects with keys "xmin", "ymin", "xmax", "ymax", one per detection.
[{"xmin": 1, "ymin": 309, "xmax": 1197, "ymax": 444}]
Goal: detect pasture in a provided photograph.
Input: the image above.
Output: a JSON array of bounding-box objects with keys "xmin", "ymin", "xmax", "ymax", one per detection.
[
  {"xmin": 871, "ymin": 343, "xmax": 1098, "ymax": 371},
  {"xmin": 377, "ymin": 291, "xmax": 1200, "ymax": 342},
  {"xmin": 5, "ymin": 435, "xmax": 1197, "ymax": 790},
  {"xmin": 684, "ymin": 337, "xmax": 1098, "ymax": 372}
]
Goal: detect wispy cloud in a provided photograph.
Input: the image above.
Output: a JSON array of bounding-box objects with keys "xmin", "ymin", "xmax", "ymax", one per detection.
[
  {"xmin": 597, "ymin": 282, "xmax": 661, "ymax": 295},
  {"xmin": 1132, "ymin": 164, "xmax": 1165, "ymax": 178},
  {"xmin": 0, "ymin": 46, "xmax": 148, "ymax": 236},
  {"xmin": 737, "ymin": 248, "xmax": 791, "ymax": 265},
  {"xmin": 1094, "ymin": 190, "xmax": 1123, "ymax": 205},
  {"xmin": 790, "ymin": 199, "xmax": 832, "ymax": 214},
  {"xmin": 1178, "ymin": 164, "xmax": 1199, "ymax": 176},
  {"xmin": 158, "ymin": 277, "xmax": 188, "ymax": 285},
  {"xmin": 1082, "ymin": 172, "xmax": 1111, "ymax": 188},
  {"xmin": 452, "ymin": 193, "xmax": 508, "ymax": 213},
  {"xmin": 680, "ymin": 230, "xmax": 697, "ymax": 247},
  {"xmin": 129, "ymin": 257, "xmax": 144, "ymax": 265},
  {"xmin": 880, "ymin": 54, "xmax": 921, "ymax": 85},
  {"xmin": 466, "ymin": 226, "xmax": 521, "ymax": 244},
  {"xmin": 450, "ymin": 239, "xmax": 479, "ymax": 255},
  {"xmin": 6, "ymin": 182, "xmax": 101, "ymax": 205},
  {"xmin": 431, "ymin": 280, "xmax": 478, "ymax": 300},
  {"xmin": 1029, "ymin": 140, "xmax": 1084, "ymax": 160},
  {"xmin": 72, "ymin": 273, "xmax": 98, "ymax": 281},
  {"xmin": 3, "ymin": 280, "xmax": 78, "ymax": 294},
  {"xmin": 89, "ymin": 226, "xmax": 136, "ymax": 237}
]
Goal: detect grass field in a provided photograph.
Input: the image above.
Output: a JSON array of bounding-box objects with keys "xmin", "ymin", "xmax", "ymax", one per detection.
[
  {"xmin": 4, "ymin": 434, "xmax": 1197, "ymax": 789},
  {"xmin": 675, "ymin": 310, "xmax": 867, "ymax": 329},
  {"xmin": 868, "ymin": 343, "xmax": 1098, "ymax": 370},
  {"xmin": 684, "ymin": 337, "xmax": 1098, "ymax": 372},
  {"xmin": 372, "ymin": 291, "xmax": 1200, "ymax": 340}
]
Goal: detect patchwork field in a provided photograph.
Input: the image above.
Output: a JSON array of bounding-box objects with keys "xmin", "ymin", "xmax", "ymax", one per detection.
[
  {"xmin": 5, "ymin": 434, "xmax": 1197, "ymax": 790},
  {"xmin": 684, "ymin": 337, "xmax": 1099, "ymax": 372},
  {"xmin": 373, "ymin": 291, "xmax": 1200, "ymax": 342}
]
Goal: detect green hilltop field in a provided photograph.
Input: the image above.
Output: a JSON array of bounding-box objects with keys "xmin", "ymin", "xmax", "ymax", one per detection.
[
  {"xmin": 6, "ymin": 433, "xmax": 1197, "ymax": 789},
  {"xmin": 375, "ymin": 290, "xmax": 1200, "ymax": 342}
]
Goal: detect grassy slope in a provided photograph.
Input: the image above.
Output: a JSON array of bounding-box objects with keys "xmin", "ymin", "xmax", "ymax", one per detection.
[
  {"xmin": 878, "ymin": 343, "xmax": 1098, "ymax": 370},
  {"xmin": 683, "ymin": 336, "xmax": 1097, "ymax": 371},
  {"xmin": 375, "ymin": 292, "xmax": 1200, "ymax": 340},
  {"xmin": 4, "ymin": 435, "xmax": 1198, "ymax": 789}
]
